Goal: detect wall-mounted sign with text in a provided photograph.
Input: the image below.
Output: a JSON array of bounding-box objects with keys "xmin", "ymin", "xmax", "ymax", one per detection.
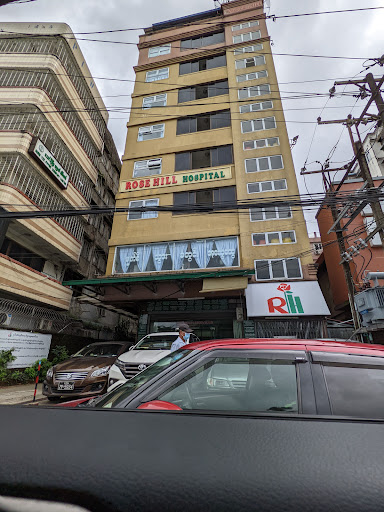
[
  {"xmin": 28, "ymin": 137, "xmax": 69, "ymax": 189},
  {"xmin": 121, "ymin": 167, "xmax": 232, "ymax": 193}
]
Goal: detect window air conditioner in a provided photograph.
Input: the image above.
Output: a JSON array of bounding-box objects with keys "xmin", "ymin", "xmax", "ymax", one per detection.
[{"xmin": 0, "ymin": 313, "xmax": 12, "ymax": 326}]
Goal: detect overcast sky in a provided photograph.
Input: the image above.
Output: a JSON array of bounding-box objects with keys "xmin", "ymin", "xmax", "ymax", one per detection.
[{"xmin": 1, "ymin": 0, "xmax": 384, "ymax": 234}]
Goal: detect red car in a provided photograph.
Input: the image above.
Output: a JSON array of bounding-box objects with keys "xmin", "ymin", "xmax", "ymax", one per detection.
[{"xmin": 59, "ymin": 338, "xmax": 384, "ymax": 420}]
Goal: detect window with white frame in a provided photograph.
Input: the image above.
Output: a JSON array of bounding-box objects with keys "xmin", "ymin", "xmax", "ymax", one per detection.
[
  {"xmin": 234, "ymin": 43, "xmax": 263, "ymax": 55},
  {"xmin": 142, "ymin": 94, "xmax": 167, "ymax": 109},
  {"xmin": 235, "ymin": 55, "xmax": 265, "ymax": 69},
  {"xmin": 237, "ymin": 70, "xmax": 267, "ymax": 83},
  {"xmin": 254, "ymin": 258, "xmax": 302, "ymax": 280},
  {"xmin": 232, "ymin": 20, "xmax": 260, "ymax": 31},
  {"xmin": 245, "ymin": 155, "xmax": 283, "ymax": 173},
  {"xmin": 138, "ymin": 124, "xmax": 165, "ymax": 141},
  {"xmin": 240, "ymin": 100, "xmax": 273, "ymax": 114},
  {"xmin": 238, "ymin": 84, "xmax": 270, "ymax": 99},
  {"xmin": 250, "ymin": 205, "xmax": 292, "ymax": 221},
  {"xmin": 148, "ymin": 44, "xmax": 171, "ymax": 58},
  {"xmin": 145, "ymin": 68, "xmax": 169, "ymax": 82},
  {"xmin": 241, "ymin": 116, "xmax": 276, "ymax": 133},
  {"xmin": 252, "ymin": 230, "xmax": 296, "ymax": 246},
  {"xmin": 247, "ymin": 179, "xmax": 287, "ymax": 194},
  {"xmin": 128, "ymin": 199, "xmax": 159, "ymax": 220},
  {"xmin": 243, "ymin": 137, "xmax": 279, "ymax": 150},
  {"xmin": 133, "ymin": 158, "xmax": 162, "ymax": 178},
  {"xmin": 233, "ymin": 31, "xmax": 261, "ymax": 44}
]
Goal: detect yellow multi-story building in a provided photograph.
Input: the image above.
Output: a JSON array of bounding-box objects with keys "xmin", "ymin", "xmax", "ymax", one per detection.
[{"xmin": 106, "ymin": 0, "xmax": 329, "ymax": 339}]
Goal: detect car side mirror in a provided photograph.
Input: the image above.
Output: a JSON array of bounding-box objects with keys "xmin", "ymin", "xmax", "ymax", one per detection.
[{"xmin": 137, "ymin": 400, "xmax": 182, "ymax": 411}]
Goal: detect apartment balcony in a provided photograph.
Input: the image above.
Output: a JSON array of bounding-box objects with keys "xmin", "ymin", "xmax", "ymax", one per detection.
[{"xmin": 0, "ymin": 253, "xmax": 72, "ymax": 310}]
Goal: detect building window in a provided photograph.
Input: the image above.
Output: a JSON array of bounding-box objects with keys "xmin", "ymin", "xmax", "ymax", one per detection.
[
  {"xmin": 175, "ymin": 145, "xmax": 233, "ymax": 171},
  {"xmin": 252, "ymin": 230, "xmax": 296, "ymax": 246},
  {"xmin": 238, "ymin": 84, "xmax": 270, "ymax": 99},
  {"xmin": 245, "ymin": 155, "xmax": 283, "ymax": 172},
  {"xmin": 180, "ymin": 31, "xmax": 225, "ymax": 50},
  {"xmin": 237, "ymin": 70, "xmax": 267, "ymax": 83},
  {"xmin": 148, "ymin": 44, "xmax": 171, "ymax": 58},
  {"xmin": 233, "ymin": 31, "xmax": 261, "ymax": 44},
  {"xmin": 178, "ymin": 79, "xmax": 229, "ymax": 103},
  {"xmin": 176, "ymin": 110, "xmax": 231, "ymax": 135},
  {"xmin": 240, "ymin": 100, "xmax": 273, "ymax": 114},
  {"xmin": 247, "ymin": 179, "xmax": 287, "ymax": 194},
  {"xmin": 241, "ymin": 116, "xmax": 276, "ymax": 133},
  {"xmin": 243, "ymin": 137, "xmax": 279, "ymax": 150},
  {"xmin": 250, "ymin": 205, "xmax": 292, "ymax": 221},
  {"xmin": 173, "ymin": 186, "xmax": 236, "ymax": 214},
  {"xmin": 114, "ymin": 236, "xmax": 239, "ymax": 274},
  {"xmin": 179, "ymin": 54, "xmax": 226, "ymax": 76},
  {"xmin": 254, "ymin": 258, "xmax": 302, "ymax": 280},
  {"xmin": 142, "ymin": 94, "xmax": 167, "ymax": 109},
  {"xmin": 138, "ymin": 124, "xmax": 165, "ymax": 141},
  {"xmin": 128, "ymin": 199, "xmax": 159, "ymax": 220},
  {"xmin": 235, "ymin": 55, "xmax": 266, "ymax": 69},
  {"xmin": 145, "ymin": 68, "xmax": 169, "ymax": 82},
  {"xmin": 0, "ymin": 238, "xmax": 45, "ymax": 272},
  {"xmin": 234, "ymin": 43, "xmax": 263, "ymax": 55},
  {"xmin": 232, "ymin": 21, "xmax": 260, "ymax": 31},
  {"xmin": 133, "ymin": 158, "xmax": 162, "ymax": 178}
]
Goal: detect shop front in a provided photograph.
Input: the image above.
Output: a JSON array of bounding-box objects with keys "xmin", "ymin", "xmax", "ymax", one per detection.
[{"xmin": 245, "ymin": 281, "xmax": 330, "ymax": 339}]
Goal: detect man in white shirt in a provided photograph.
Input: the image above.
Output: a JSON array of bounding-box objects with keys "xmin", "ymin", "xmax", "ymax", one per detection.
[{"xmin": 170, "ymin": 323, "xmax": 193, "ymax": 353}]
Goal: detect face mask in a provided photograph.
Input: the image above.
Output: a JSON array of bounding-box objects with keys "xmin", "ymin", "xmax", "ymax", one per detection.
[{"xmin": 184, "ymin": 333, "xmax": 191, "ymax": 343}]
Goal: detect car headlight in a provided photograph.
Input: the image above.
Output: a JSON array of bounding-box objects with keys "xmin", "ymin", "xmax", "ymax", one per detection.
[
  {"xmin": 91, "ymin": 366, "xmax": 111, "ymax": 378},
  {"xmin": 46, "ymin": 367, "xmax": 54, "ymax": 379},
  {"xmin": 115, "ymin": 359, "xmax": 125, "ymax": 369}
]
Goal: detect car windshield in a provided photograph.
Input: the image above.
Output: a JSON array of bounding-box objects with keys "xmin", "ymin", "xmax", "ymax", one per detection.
[
  {"xmin": 96, "ymin": 349, "xmax": 192, "ymax": 408},
  {"xmin": 135, "ymin": 334, "xmax": 178, "ymax": 350},
  {"xmin": 72, "ymin": 344, "xmax": 122, "ymax": 357}
]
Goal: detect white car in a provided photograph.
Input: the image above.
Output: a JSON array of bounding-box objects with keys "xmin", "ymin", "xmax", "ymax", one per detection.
[{"xmin": 108, "ymin": 332, "xmax": 198, "ymax": 389}]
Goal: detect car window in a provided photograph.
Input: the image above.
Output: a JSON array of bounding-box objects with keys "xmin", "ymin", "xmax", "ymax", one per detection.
[
  {"xmin": 156, "ymin": 357, "xmax": 298, "ymax": 413},
  {"xmin": 322, "ymin": 364, "xmax": 384, "ymax": 419},
  {"xmin": 135, "ymin": 335, "xmax": 178, "ymax": 350},
  {"xmin": 97, "ymin": 350, "xmax": 193, "ymax": 408},
  {"xmin": 72, "ymin": 344, "xmax": 122, "ymax": 357}
]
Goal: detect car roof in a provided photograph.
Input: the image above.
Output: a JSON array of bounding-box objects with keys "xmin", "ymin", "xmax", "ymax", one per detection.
[
  {"xmin": 141, "ymin": 332, "xmax": 178, "ymax": 336},
  {"xmin": 184, "ymin": 338, "xmax": 384, "ymax": 354}
]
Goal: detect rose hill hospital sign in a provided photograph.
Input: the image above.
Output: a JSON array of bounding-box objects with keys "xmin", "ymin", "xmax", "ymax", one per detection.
[{"xmin": 121, "ymin": 167, "xmax": 232, "ymax": 192}]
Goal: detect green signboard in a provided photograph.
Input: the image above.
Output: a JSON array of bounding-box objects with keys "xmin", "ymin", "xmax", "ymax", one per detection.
[{"xmin": 29, "ymin": 137, "xmax": 69, "ymax": 189}]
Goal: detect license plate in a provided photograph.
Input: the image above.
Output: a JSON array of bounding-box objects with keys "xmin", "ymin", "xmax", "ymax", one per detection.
[{"xmin": 58, "ymin": 382, "xmax": 75, "ymax": 391}]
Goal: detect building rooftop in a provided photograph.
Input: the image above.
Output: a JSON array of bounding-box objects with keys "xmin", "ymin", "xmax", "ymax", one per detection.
[{"xmin": 146, "ymin": 8, "xmax": 221, "ymax": 33}]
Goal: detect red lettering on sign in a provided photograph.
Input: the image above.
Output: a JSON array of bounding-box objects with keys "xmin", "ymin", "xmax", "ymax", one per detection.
[
  {"xmin": 172, "ymin": 175, "xmax": 177, "ymax": 184},
  {"xmin": 132, "ymin": 181, "xmax": 138, "ymax": 189},
  {"xmin": 139, "ymin": 180, "xmax": 144, "ymax": 188},
  {"xmin": 166, "ymin": 176, "xmax": 171, "ymax": 185},
  {"xmin": 267, "ymin": 297, "xmax": 288, "ymax": 314},
  {"xmin": 125, "ymin": 182, "xmax": 131, "ymax": 190},
  {"xmin": 161, "ymin": 177, "xmax": 165, "ymax": 185},
  {"xmin": 145, "ymin": 179, "xmax": 150, "ymax": 187},
  {"xmin": 153, "ymin": 177, "xmax": 160, "ymax": 186}
]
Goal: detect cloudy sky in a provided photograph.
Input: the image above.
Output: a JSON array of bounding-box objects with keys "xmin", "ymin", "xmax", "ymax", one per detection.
[{"xmin": 1, "ymin": 0, "xmax": 384, "ymax": 234}]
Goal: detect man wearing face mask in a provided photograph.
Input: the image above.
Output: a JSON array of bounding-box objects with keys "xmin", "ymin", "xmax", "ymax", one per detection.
[{"xmin": 170, "ymin": 323, "xmax": 193, "ymax": 353}]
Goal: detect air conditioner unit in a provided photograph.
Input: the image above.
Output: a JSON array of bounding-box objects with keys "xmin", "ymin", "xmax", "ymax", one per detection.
[
  {"xmin": 148, "ymin": 159, "xmax": 161, "ymax": 167},
  {"xmin": 0, "ymin": 313, "xmax": 12, "ymax": 326},
  {"xmin": 38, "ymin": 319, "xmax": 53, "ymax": 331},
  {"xmin": 355, "ymin": 287, "xmax": 384, "ymax": 326}
]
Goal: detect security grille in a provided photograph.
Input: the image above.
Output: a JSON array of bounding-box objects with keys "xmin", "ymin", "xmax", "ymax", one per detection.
[
  {"xmin": 0, "ymin": 69, "xmax": 100, "ymax": 166},
  {"xmin": 0, "ymin": 154, "xmax": 84, "ymax": 241},
  {"xmin": 0, "ymin": 106, "xmax": 93, "ymax": 201},
  {"xmin": 254, "ymin": 319, "xmax": 323, "ymax": 339},
  {"xmin": 0, "ymin": 37, "xmax": 106, "ymax": 137}
]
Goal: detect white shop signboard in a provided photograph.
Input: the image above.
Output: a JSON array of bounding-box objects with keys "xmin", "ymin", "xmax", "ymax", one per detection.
[
  {"xmin": 245, "ymin": 282, "xmax": 330, "ymax": 317},
  {"xmin": 0, "ymin": 330, "xmax": 52, "ymax": 368}
]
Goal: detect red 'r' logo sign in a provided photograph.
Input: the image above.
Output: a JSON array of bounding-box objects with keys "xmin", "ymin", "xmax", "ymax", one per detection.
[{"xmin": 277, "ymin": 283, "xmax": 291, "ymax": 292}]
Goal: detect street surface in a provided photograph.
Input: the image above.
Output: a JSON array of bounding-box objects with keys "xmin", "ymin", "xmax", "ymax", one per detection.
[{"xmin": 0, "ymin": 383, "xmax": 49, "ymax": 405}]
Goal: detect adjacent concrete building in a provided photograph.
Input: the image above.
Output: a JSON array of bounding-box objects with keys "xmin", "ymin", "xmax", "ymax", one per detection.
[{"xmin": 0, "ymin": 23, "xmax": 134, "ymax": 346}]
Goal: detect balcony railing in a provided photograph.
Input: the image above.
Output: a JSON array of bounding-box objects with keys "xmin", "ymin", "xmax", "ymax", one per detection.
[
  {"xmin": 0, "ymin": 154, "xmax": 84, "ymax": 242},
  {"xmin": 114, "ymin": 236, "xmax": 239, "ymax": 274},
  {"xmin": 0, "ymin": 69, "xmax": 100, "ymax": 166},
  {"xmin": 0, "ymin": 107, "xmax": 93, "ymax": 201},
  {"xmin": 0, "ymin": 36, "xmax": 106, "ymax": 138}
]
